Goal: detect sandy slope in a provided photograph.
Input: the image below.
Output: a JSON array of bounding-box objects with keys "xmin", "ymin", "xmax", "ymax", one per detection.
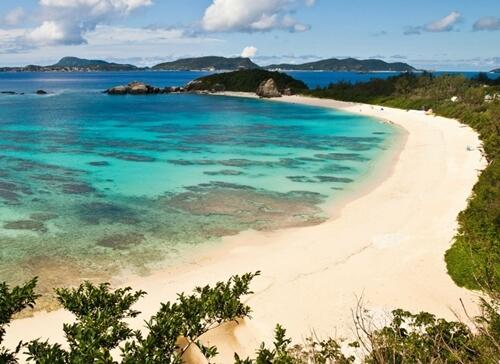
[{"xmin": 5, "ymin": 95, "xmax": 486, "ymax": 362}]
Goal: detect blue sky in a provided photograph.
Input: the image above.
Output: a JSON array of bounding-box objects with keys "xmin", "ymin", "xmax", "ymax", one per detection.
[{"xmin": 0, "ymin": 0, "xmax": 499, "ymax": 70}]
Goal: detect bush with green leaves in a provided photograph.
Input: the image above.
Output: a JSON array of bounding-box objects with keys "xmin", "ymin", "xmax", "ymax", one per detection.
[
  {"xmin": 235, "ymin": 325, "xmax": 355, "ymax": 364},
  {"xmin": 20, "ymin": 272, "xmax": 259, "ymax": 363},
  {"xmin": 1, "ymin": 274, "xmax": 500, "ymax": 363},
  {"xmin": 0, "ymin": 278, "xmax": 39, "ymax": 364}
]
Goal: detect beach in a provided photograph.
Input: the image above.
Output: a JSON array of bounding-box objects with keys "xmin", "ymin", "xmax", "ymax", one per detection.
[{"xmin": 5, "ymin": 95, "xmax": 486, "ymax": 362}]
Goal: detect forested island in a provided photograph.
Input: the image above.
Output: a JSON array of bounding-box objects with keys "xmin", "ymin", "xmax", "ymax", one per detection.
[
  {"xmin": 264, "ymin": 57, "xmax": 416, "ymax": 72},
  {"xmin": 152, "ymin": 56, "xmax": 260, "ymax": 71},
  {"xmin": 0, "ymin": 57, "xmax": 142, "ymax": 72},
  {"xmin": 0, "ymin": 56, "xmax": 417, "ymax": 73}
]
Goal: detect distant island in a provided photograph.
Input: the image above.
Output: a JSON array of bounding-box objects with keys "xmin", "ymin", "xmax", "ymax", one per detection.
[
  {"xmin": 264, "ymin": 57, "xmax": 416, "ymax": 72},
  {"xmin": 491, "ymin": 68, "xmax": 500, "ymax": 73},
  {"xmin": 0, "ymin": 57, "xmax": 141, "ymax": 72},
  {"xmin": 0, "ymin": 56, "xmax": 416, "ymax": 73},
  {"xmin": 152, "ymin": 56, "xmax": 259, "ymax": 71}
]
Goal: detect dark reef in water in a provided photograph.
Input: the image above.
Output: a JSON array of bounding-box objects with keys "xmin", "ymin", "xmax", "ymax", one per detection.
[
  {"xmin": 97, "ymin": 233, "xmax": 145, "ymax": 250},
  {"xmin": 4, "ymin": 220, "xmax": 46, "ymax": 232}
]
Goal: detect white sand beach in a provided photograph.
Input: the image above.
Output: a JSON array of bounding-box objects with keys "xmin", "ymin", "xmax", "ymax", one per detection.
[{"xmin": 5, "ymin": 95, "xmax": 487, "ymax": 362}]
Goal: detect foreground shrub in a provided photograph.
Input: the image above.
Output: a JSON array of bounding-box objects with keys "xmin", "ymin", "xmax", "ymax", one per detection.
[
  {"xmin": 21, "ymin": 272, "xmax": 259, "ymax": 363},
  {"xmin": 0, "ymin": 279, "xmax": 39, "ymax": 364}
]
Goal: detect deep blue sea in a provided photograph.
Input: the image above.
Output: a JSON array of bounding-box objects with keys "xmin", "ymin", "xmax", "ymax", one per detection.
[{"xmin": 0, "ymin": 71, "xmax": 402, "ymax": 296}]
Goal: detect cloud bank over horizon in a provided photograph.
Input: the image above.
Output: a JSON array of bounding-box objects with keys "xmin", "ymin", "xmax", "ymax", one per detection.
[{"xmin": 0, "ymin": 0, "xmax": 498, "ymax": 70}]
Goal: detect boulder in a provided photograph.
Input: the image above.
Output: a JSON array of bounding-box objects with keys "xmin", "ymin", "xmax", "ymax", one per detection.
[
  {"xmin": 105, "ymin": 82, "xmax": 186, "ymax": 95},
  {"xmin": 283, "ymin": 87, "xmax": 293, "ymax": 96},
  {"xmin": 107, "ymin": 85, "xmax": 128, "ymax": 95},
  {"xmin": 36, "ymin": 90, "xmax": 48, "ymax": 95},
  {"xmin": 256, "ymin": 79, "xmax": 281, "ymax": 98},
  {"xmin": 128, "ymin": 82, "xmax": 149, "ymax": 95}
]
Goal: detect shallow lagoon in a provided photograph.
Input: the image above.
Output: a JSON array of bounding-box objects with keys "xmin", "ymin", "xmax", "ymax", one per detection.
[{"xmin": 0, "ymin": 74, "xmax": 398, "ymax": 304}]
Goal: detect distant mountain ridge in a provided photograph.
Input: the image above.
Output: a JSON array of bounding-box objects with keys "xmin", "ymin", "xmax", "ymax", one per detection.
[
  {"xmin": 52, "ymin": 57, "xmax": 138, "ymax": 70},
  {"xmin": 264, "ymin": 58, "xmax": 416, "ymax": 72},
  {"xmin": 0, "ymin": 56, "xmax": 416, "ymax": 72},
  {"xmin": 0, "ymin": 56, "xmax": 140, "ymax": 72},
  {"xmin": 152, "ymin": 56, "xmax": 259, "ymax": 71}
]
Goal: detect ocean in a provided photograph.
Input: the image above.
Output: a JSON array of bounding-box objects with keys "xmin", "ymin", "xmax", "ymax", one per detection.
[{"xmin": 0, "ymin": 71, "xmax": 400, "ymax": 299}]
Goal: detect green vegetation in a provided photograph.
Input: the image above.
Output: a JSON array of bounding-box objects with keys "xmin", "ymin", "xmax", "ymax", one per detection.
[
  {"xmin": 152, "ymin": 56, "xmax": 259, "ymax": 71},
  {"xmin": 1, "ymin": 276, "xmax": 499, "ymax": 363},
  {"xmin": 189, "ymin": 69, "xmax": 308, "ymax": 93},
  {"xmin": 0, "ymin": 57, "xmax": 140, "ymax": 72},
  {"xmin": 2, "ymin": 273, "xmax": 257, "ymax": 363},
  {"xmin": 264, "ymin": 58, "xmax": 415, "ymax": 72},
  {"xmin": 306, "ymin": 73, "xmax": 500, "ymax": 291},
  {"xmin": 51, "ymin": 57, "xmax": 139, "ymax": 71},
  {"xmin": 0, "ymin": 279, "xmax": 39, "ymax": 363}
]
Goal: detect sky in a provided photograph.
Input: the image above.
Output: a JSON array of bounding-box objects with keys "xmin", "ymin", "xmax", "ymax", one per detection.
[{"xmin": 0, "ymin": 0, "xmax": 499, "ymax": 70}]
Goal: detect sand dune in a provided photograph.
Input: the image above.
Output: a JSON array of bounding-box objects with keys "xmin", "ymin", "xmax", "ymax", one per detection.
[{"xmin": 5, "ymin": 95, "xmax": 486, "ymax": 362}]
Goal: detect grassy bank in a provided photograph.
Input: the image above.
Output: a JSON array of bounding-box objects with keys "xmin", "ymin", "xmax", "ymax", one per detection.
[{"xmin": 305, "ymin": 73, "xmax": 500, "ymax": 291}]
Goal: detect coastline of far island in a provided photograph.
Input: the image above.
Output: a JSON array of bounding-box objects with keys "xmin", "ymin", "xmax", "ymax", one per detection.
[{"xmin": 0, "ymin": 55, "xmax": 417, "ymax": 73}]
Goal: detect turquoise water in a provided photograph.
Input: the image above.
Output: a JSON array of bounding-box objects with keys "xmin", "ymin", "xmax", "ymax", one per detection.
[{"xmin": 0, "ymin": 73, "xmax": 398, "ymax": 299}]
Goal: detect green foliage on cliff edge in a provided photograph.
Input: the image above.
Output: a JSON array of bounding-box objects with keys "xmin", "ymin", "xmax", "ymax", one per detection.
[
  {"xmin": 306, "ymin": 73, "xmax": 500, "ymax": 291},
  {"xmin": 191, "ymin": 69, "xmax": 308, "ymax": 93}
]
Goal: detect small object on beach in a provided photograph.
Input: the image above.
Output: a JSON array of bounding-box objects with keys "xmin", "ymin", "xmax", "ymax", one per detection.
[
  {"xmin": 425, "ymin": 108, "xmax": 434, "ymax": 115},
  {"xmin": 467, "ymin": 145, "xmax": 475, "ymax": 151},
  {"xmin": 36, "ymin": 90, "xmax": 48, "ymax": 95}
]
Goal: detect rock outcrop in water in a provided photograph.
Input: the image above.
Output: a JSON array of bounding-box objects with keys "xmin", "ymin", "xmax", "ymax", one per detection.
[
  {"xmin": 256, "ymin": 78, "xmax": 282, "ymax": 98},
  {"xmin": 105, "ymin": 70, "xmax": 307, "ymax": 97},
  {"xmin": 106, "ymin": 82, "xmax": 183, "ymax": 95}
]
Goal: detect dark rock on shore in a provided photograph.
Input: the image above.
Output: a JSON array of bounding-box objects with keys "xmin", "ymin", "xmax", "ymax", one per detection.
[
  {"xmin": 1, "ymin": 91, "xmax": 17, "ymax": 95},
  {"xmin": 36, "ymin": 90, "xmax": 48, "ymax": 95}
]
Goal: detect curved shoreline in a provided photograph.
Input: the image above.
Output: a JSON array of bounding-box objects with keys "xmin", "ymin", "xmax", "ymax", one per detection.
[{"xmin": 5, "ymin": 95, "xmax": 486, "ymax": 362}]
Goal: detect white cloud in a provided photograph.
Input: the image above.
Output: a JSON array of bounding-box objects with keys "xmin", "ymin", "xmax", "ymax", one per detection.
[
  {"xmin": 473, "ymin": 16, "xmax": 500, "ymax": 31},
  {"xmin": 202, "ymin": 0, "xmax": 313, "ymax": 33},
  {"xmin": 23, "ymin": 0, "xmax": 153, "ymax": 46},
  {"xmin": 405, "ymin": 11, "xmax": 462, "ymax": 35},
  {"xmin": 26, "ymin": 21, "xmax": 67, "ymax": 45},
  {"xmin": 0, "ymin": 24, "xmax": 222, "ymax": 66},
  {"xmin": 39, "ymin": 0, "xmax": 152, "ymax": 13},
  {"xmin": 241, "ymin": 45, "xmax": 257, "ymax": 58},
  {"xmin": 424, "ymin": 11, "xmax": 461, "ymax": 32},
  {"xmin": 4, "ymin": 7, "xmax": 26, "ymax": 26}
]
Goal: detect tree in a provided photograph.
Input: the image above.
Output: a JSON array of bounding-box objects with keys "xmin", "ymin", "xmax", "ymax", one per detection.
[
  {"xmin": 25, "ymin": 272, "xmax": 260, "ymax": 363},
  {"xmin": 0, "ymin": 278, "xmax": 39, "ymax": 364}
]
